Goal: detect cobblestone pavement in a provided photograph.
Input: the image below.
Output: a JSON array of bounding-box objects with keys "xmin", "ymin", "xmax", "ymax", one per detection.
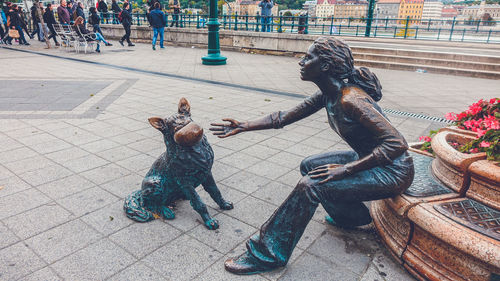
[{"xmin": 0, "ymin": 41, "xmax": 497, "ymax": 281}]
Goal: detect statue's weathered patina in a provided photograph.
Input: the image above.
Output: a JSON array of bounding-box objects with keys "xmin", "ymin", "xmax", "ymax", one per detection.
[
  {"xmin": 124, "ymin": 98, "xmax": 233, "ymax": 230},
  {"xmin": 210, "ymin": 37, "xmax": 415, "ymax": 274}
]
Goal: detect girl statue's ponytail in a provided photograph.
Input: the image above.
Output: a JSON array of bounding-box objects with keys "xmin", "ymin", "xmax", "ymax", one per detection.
[{"xmin": 348, "ymin": 67, "xmax": 383, "ymax": 101}]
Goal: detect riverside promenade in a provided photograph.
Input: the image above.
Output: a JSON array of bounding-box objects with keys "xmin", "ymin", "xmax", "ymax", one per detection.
[{"xmin": 0, "ymin": 40, "xmax": 498, "ymax": 281}]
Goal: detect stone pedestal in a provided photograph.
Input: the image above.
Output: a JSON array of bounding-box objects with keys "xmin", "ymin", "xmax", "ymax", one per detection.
[{"xmin": 371, "ymin": 131, "xmax": 500, "ymax": 281}]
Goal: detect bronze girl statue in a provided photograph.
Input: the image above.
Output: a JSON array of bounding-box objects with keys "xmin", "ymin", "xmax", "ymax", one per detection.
[{"xmin": 210, "ymin": 37, "xmax": 415, "ymax": 275}]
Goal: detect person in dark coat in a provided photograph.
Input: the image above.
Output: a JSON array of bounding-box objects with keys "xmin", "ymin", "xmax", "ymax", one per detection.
[
  {"xmin": 118, "ymin": 3, "xmax": 134, "ymax": 46},
  {"xmin": 89, "ymin": 7, "xmax": 102, "ymax": 34},
  {"xmin": 75, "ymin": 2, "xmax": 85, "ymax": 24},
  {"xmin": 148, "ymin": 2, "xmax": 165, "ymax": 50},
  {"xmin": 57, "ymin": 0, "xmax": 71, "ymax": 24},
  {"xmin": 6, "ymin": 5, "xmax": 29, "ymax": 45},
  {"xmin": 97, "ymin": 0, "xmax": 109, "ymax": 22},
  {"xmin": 18, "ymin": 7, "xmax": 30, "ymax": 38},
  {"xmin": 169, "ymin": 0, "xmax": 180, "ymax": 27},
  {"xmin": 30, "ymin": 4, "xmax": 42, "ymax": 40},
  {"xmin": 111, "ymin": 0, "xmax": 121, "ymax": 23},
  {"xmin": 43, "ymin": 4, "xmax": 60, "ymax": 46}
]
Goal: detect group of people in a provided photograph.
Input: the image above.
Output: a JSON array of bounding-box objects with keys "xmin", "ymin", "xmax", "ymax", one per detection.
[
  {"xmin": 0, "ymin": 0, "xmax": 120, "ymax": 52},
  {"xmin": 1, "ymin": 2, "xmax": 31, "ymax": 45}
]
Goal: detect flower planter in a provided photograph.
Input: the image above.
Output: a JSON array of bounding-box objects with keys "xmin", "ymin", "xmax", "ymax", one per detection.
[
  {"xmin": 467, "ymin": 160, "xmax": 500, "ymax": 210},
  {"xmin": 431, "ymin": 131, "xmax": 486, "ymax": 194},
  {"xmin": 408, "ymin": 142, "xmax": 433, "ymax": 158},
  {"xmin": 438, "ymin": 125, "xmax": 478, "ymax": 138}
]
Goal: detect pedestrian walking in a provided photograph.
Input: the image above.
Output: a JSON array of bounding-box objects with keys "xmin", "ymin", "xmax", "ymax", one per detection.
[
  {"xmin": 18, "ymin": 7, "xmax": 31, "ymax": 39},
  {"xmin": 0, "ymin": 8, "xmax": 7, "ymax": 42},
  {"xmin": 118, "ymin": 2, "xmax": 134, "ymax": 46},
  {"xmin": 1, "ymin": 2, "xmax": 13, "ymax": 44},
  {"xmin": 148, "ymin": 2, "xmax": 165, "ymax": 50},
  {"xmin": 43, "ymin": 4, "xmax": 60, "ymax": 46},
  {"xmin": 57, "ymin": 0, "xmax": 71, "ymax": 24},
  {"xmin": 5, "ymin": 4, "xmax": 29, "ymax": 45},
  {"xmin": 258, "ymin": 0, "xmax": 273, "ymax": 32},
  {"xmin": 30, "ymin": 3, "xmax": 42, "ymax": 41}
]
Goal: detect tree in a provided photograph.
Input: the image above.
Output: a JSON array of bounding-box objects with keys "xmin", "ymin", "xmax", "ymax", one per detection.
[{"xmin": 283, "ymin": 11, "xmax": 292, "ymax": 17}]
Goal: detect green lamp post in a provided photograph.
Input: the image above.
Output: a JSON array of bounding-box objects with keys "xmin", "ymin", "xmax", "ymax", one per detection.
[
  {"xmin": 365, "ymin": 0, "xmax": 376, "ymax": 37},
  {"xmin": 201, "ymin": 0, "xmax": 227, "ymax": 65}
]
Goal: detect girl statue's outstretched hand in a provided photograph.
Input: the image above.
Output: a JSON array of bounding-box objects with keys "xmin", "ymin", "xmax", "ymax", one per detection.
[{"xmin": 210, "ymin": 118, "xmax": 248, "ymax": 138}]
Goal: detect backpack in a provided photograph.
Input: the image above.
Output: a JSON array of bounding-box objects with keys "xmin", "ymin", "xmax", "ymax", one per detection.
[{"xmin": 118, "ymin": 10, "xmax": 123, "ymax": 22}]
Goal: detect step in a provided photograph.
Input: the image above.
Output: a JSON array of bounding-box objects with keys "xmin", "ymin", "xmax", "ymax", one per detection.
[
  {"xmin": 351, "ymin": 46, "xmax": 500, "ymax": 64},
  {"xmin": 353, "ymin": 53, "xmax": 500, "ymax": 72},
  {"xmin": 355, "ymin": 59, "xmax": 500, "ymax": 79}
]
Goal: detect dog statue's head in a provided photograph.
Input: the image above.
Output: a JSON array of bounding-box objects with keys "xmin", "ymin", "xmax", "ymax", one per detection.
[{"xmin": 148, "ymin": 98, "xmax": 204, "ymax": 147}]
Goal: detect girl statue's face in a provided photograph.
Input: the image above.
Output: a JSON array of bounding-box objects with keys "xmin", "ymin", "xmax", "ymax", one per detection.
[{"xmin": 298, "ymin": 44, "xmax": 325, "ymax": 82}]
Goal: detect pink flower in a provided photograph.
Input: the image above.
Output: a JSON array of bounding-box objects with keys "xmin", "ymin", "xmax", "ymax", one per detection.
[
  {"xmin": 445, "ymin": 112, "xmax": 457, "ymax": 121},
  {"xmin": 463, "ymin": 120, "xmax": 474, "ymax": 129},
  {"xmin": 476, "ymin": 129, "xmax": 487, "ymax": 137},
  {"xmin": 419, "ymin": 136, "xmax": 432, "ymax": 142},
  {"xmin": 466, "ymin": 103, "xmax": 483, "ymax": 116},
  {"xmin": 480, "ymin": 141, "xmax": 491, "ymax": 148},
  {"xmin": 469, "ymin": 148, "xmax": 479, "ymax": 153},
  {"xmin": 483, "ymin": 115, "xmax": 500, "ymax": 130},
  {"xmin": 490, "ymin": 98, "xmax": 498, "ymax": 104},
  {"xmin": 456, "ymin": 112, "xmax": 467, "ymax": 121}
]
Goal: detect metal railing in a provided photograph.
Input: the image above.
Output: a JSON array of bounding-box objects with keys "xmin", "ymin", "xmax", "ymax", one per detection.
[{"xmin": 97, "ymin": 12, "xmax": 500, "ymax": 43}]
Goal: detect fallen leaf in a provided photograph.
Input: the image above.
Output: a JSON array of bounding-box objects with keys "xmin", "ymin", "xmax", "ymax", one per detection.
[
  {"xmin": 0, "ymin": 186, "xmax": 4, "ymax": 191},
  {"xmin": 208, "ymin": 97, "xmax": 213, "ymax": 100},
  {"xmin": 264, "ymin": 99, "xmax": 271, "ymax": 102},
  {"xmin": 153, "ymin": 213, "xmax": 161, "ymax": 219},
  {"xmin": 109, "ymin": 216, "xmax": 114, "ymax": 221}
]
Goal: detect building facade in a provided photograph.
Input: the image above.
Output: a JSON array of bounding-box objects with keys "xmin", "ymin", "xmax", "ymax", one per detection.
[
  {"xmin": 463, "ymin": 1, "xmax": 500, "ymax": 20},
  {"xmin": 303, "ymin": 0, "xmax": 318, "ymax": 17},
  {"xmin": 315, "ymin": 0, "xmax": 337, "ymax": 18},
  {"xmin": 398, "ymin": 0, "xmax": 424, "ymax": 23},
  {"xmin": 422, "ymin": 0, "xmax": 443, "ymax": 20},
  {"xmin": 375, "ymin": 0, "xmax": 401, "ymax": 20},
  {"xmin": 334, "ymin": 0, "xmax": 368, "ymax": 19}
]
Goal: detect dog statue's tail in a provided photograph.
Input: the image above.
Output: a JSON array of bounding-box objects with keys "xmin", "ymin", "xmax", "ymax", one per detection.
[{"xmin": 123, "ymin": 190, "xmax": 156, "ymax": 222}]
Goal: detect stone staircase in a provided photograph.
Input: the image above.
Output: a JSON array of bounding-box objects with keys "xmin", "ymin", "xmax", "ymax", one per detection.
[{"xmin": 351, "ymin": 46, "xmax": 500, "ymax": 79}]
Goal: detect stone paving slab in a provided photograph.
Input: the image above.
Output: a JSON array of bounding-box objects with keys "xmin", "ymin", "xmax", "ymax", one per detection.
[{"xmin": 1, "ymin": 41, "xmax": 494, "ymax": 280}]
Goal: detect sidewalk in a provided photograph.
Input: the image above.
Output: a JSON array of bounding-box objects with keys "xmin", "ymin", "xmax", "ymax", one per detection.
[{"xmin": 0, "ymin": 41, "xmax": 497, "ymax": 280}]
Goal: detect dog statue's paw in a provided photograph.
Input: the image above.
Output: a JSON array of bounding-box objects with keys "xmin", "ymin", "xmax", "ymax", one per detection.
[
  {"xmin": 204, "ymin": 218, "xmax": 219, "ymax": 230},
  {"xmin": 160, "ymin": 206, "xmax": 175, "ymax": 220},
  {"xmin": 219, "ymin": 201, "xmax": 234, "ymax": 210}
]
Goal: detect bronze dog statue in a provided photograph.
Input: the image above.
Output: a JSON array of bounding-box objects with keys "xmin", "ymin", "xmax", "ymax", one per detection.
[{"xmin": 124, "ymin": 98, "xmax": 233, "ymax": 230}]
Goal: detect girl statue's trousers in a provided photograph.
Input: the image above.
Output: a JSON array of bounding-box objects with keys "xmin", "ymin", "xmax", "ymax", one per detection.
[{"xmin": 245, "ymin": 150, "xmax": 414, "ymax": 268}]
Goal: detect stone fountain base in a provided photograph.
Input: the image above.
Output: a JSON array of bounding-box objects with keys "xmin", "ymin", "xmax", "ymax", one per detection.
[{"xmin": 370, "ymin": 133, "xmax": 500, "ymax": 281}]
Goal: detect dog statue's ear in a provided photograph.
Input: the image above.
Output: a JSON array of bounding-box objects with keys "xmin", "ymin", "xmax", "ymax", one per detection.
[
  {"xmin": 178, "ymin": 97, "xmax": 191, "ymax": 114},
  {"xmin": 148, "ymin": 117, "xmax": 167, "ymax": 131}
]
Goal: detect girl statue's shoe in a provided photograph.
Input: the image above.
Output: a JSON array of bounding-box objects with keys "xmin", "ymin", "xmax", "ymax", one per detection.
[{"xmin": 224, "ymin": 252, "xmax": 278, "ymax": 275}]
